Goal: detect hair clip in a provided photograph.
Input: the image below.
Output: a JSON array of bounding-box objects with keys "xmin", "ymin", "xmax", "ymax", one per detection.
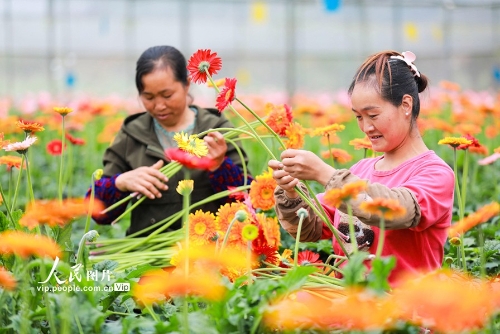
[{"xmin": 390, "ymin": 51, "xmax": 421, "ymax": 77}]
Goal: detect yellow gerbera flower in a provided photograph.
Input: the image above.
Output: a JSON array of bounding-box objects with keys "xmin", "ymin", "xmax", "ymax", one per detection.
[
  {"xmin": 310, "ymin": 123, "xmax": 345, "ymax": 137},
  {"xmin": 176, "ymin": 179, "xmax": 194, "ymax": 196},
  {"xmin": 438, "ymin": 137, "xmax": 473, "ymax": 148},
  {"xmin": 53, "ymin": 107, "xmax": 73, "ymax": 116},
  {"xmin": 173, "ymin": 131, "xmax": 209, "ymax": 157}
]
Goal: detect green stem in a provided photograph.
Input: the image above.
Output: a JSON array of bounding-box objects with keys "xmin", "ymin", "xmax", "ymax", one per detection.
[
  {"xmin": 183, "ymin": 170, "xmax": 191, "ymax": 277},
  {"xmin": 40, "ymin": 259, "xmax": 58, "ymax": 334},
  {"xmin": 0, "ymin": 181, "xmax": 15, "ymax": 225},
  {"xmin": 293, "ymin": 213, "xmax": 306, "ymax": 267},
  {"xmin": 219, "ymin": 216, "xmax": 238, "ymax": 253},
  {"xmin": 376, "ymin": 216, "xmax": 386, "ymax": 258},
  {"xmin": 453, "ymin": 148, "xmax": 466, "ymax": 271},
  {"xmin": 478, "ymin": 226, "xmax": 486, "ymax": 278},
  {"xmin": 11, "ymin": 154, "xmax": 24, "ymax": 211},
  {"xmin": 144, "ymin": 304, "xmax": 160, "ymax": 322},
  {"xmin": 58, "ymin": 116, "xmax": 66, "ymax": 202},
  {"xmin": 327, "ymin": 134, "xmax": 335, "ymax": 168},
  {"xmin": 461, "ymin": 149, "xmax": 469, "ymax": 210},
  {"xmin": 347, "ymin": 204, "xmax": 358, "ymax": 254},
  {"xmin": 84, "ymin": 174, "xmax": 96, "ymax": 233},
  {"xmin": 24, "ymin": 153, "xmax": 35, "ymax": 203}
]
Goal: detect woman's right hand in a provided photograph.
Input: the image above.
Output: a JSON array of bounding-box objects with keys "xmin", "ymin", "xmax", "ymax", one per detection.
[
  {"xmin": 115, "ymin": 160, "xmax": 169, "ymax": 199},
  {"xmin": 268, "ymin": 159, "xmax": 300, "ymax": 198}
]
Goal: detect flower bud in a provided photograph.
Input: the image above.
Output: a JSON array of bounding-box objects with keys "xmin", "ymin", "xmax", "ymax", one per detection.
[
  {"xmin": 242, "ymin": 224, "xmax": 258, "ymax": 241},
  {"xmin": 235, "ymin": 210, "xmax": 248, "ymax": 222},
  {"xmin": 449, "ymin": 237, "xmax": 461, "ymax": 246},
  {"xmin": 296, "ymin": 208, "xmax": 309, "ymax": 219},
  {"xmin": 93, "ymin": 169, "xmax": 103, "ymax": 181}
]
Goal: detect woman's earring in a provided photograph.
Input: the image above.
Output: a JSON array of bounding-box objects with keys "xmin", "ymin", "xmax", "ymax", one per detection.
[{"xmin": 405, "ymin": 112, "xmax": 409, "ymax": 116}]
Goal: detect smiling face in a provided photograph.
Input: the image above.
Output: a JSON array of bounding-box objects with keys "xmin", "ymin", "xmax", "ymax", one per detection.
[
  {"xmin": 350, "ymin": 82, "xmax": 412, "ymax": 154},
  {"xmin": 139, "ymin": 66, "xmax": 190, "ymax": 128}
]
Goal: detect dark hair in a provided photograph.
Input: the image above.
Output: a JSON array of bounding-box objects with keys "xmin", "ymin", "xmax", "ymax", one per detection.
[
  {"xmin": 135, "ymin": 45, "xmax": 188, "ymax": 93},
  {"xmin": 347, "ymin": 50, "xmax": 429, "ymax": 122}
]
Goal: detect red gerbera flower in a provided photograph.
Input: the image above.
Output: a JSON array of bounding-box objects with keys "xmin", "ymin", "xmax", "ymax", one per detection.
[
  {"xmin": 46, "ymin": 139, "xmax": 65, "ymax": 156},
  {"xmin": 165, "ymin": 148, "xmax": 217, "ymax": 170},
  {"xmin": 215, "ymin": 78, "xmax": 237, "ymax": 112},
  {"xmin": 227, "ymin": 186, "xmax": 248, "ymax": 201},
  {"xmin": 187, "ymin": 49, "xmax": 222, "ymax": 84},
  {"xmin": 296, "ymin": 250, "xmax": 323, "ymax": 266},
  {"xmin": 65, "ymin": 132, "xmax": 85, "ymax": 145}
]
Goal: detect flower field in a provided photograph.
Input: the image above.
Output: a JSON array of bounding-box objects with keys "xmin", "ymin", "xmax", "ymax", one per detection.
[{"xmin": 1, "ymin": 53, "xmax": 500, "ymax": 333}]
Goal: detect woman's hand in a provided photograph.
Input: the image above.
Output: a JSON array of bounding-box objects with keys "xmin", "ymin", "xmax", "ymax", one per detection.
[
  {"xmin": 268, "ymin": 159, "xmax": 300, "ymax": 198},
  {"xmin": 204, "ymin": 131, "xmax": 227, "ymax": 172},
  {"xmin": 115, "ymin": 160, "xmax": 169, "ymax": 199},
  {"xmin": 280, "ymin": 149, "xmax": 334, "ymax": 186}
]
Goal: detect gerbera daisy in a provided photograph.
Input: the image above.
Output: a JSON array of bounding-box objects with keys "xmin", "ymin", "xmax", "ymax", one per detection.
[
  {"xmin": 242, "ymin": 224, "xmax": 259, "ymax": 241},
  {"xmin": 392, "ymin": 270, "xmax": 494, "ymax": 333},
  {"xmin": 176, "ymin": 179, "xmax": 194, "ymax": 196},
  {"xmin": 188, "ymin": 210, "xmax": 217, "ymax": 245},
  {"xmin": 280, "ymin": 249, "xmax": 293, "ymax": 266},
  {"xmin": 172, "ymin": 132, "xmax": 208, "ymax": 157},
  {"xmin": 0, "ymin": 230, "xmax": 61, "ymax": 259},
  {"xmin": 46, "ymin": 139, "xmax": 64, "ymax": 156},
  {"xmin": 310, "ymin": 123, "xmax": 345, "ymax": 137},
  {"xmin": 0, "ymin": 155, "xmax": 24, "ymax": 170},
  {"xmin": 65, "ymin": 132, "xmax": 85, "ymax": 145},
  {"xmin": 216, "ymin": 202, "xmax": 251, "ymax": 246},
  {"xmin": 216, "ymin": 78, "xmax": 237, "ymax": 112},
  {"xmin": 321, "ymin": 148, "xmax": 352, "ymax": 164},
  {"xmin": 16, "ymin": 120, "xmax": 45, "ymax": 135},
  {"xmin": 448, "ymin": 202, "xmax": 500, "ymax": 237},
  {"xmin": 252, "ymin": 243, "xmax": 280, "ymax": 267},
  {"xmin": 19, "ymin": 198, "xmax": 104, "ymax": 230},
  {"xmin": 297, "ymin": 250, "xmax": 323, "ymax": 266},
  {"xmin": 53, "ymin": 107, "xmax": 73, "ymax": 116},
  {"xmin": 227, "ymin": 186, "xmax": 249, "ymax": 201},
  {"xmin": 478, "ymin": 152, "xmax": 500, "ymax": 165},
  {"xmin": 284, "ymin": 122, "xmax": 305, "ymax": 149},
  {"xmin": 249, "ymin": 168, "xmax": 277, "ymax": 211},
  {"xmin": 264, "ymin": 103, "xmax": 293, "ymax": 136},
  {"xmin": 3, "ymin": 136, "xmax": 37, "ymax": 154},
  {"xmin": 0, "ymin": 266, "xmax": 16, "ymax": 290},
  {"xmin": 187, "ymin": 49, "xmax": 222, "ymax": 84},
  {"xmin": 359, "ymin": 198, "xmax": 406, "ymax": 220},
  {"xmin": 323, "ymin": 180, "xmax": 367, "ymax": 208},
  {"xmin": 438, "ymin": 136, "xmax": 473, "ymax": 148},
  {"xmin": 255, "ymin": 213, "xmax": 280, "ymax": 248},
  {"xmin": 0, "ymin": 132, "xmax": 10, "ymax": 149},
  {"xmin": 349, "ymin": 137, "xmax": 372, "ymax": 150},
  {"xmin": 165, "ymin": 148, "xmax": 216, "ymax": 170}
]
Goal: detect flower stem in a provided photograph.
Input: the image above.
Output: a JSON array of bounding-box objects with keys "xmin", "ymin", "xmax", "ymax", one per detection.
[
  {"xmin": 376, "ymin": 216, "xmax": 386, "ymax": 258},
  {"xmin": 293, "ymin": 214, "xmax": 306, "ymax": 267},
  {"xmin": 84, "ymin": 174, "xmax": 96, "ymax": 233},
  {"xmin": 58, "ymin": 116, "xmax": 66, "ymax": 202},
  {"xmin": 183, "ymin": 169, "xmax": 191, "ymax": 277},
  {"xmin": 0, "ymin": 181, "xmax": 15, "ymax": 225},
  {"xmin": 219, "ymin": 216, "xmax": 238, "ymax": 253},
  {"xmin": 24, "ymin": 153, "xmax": 35, "ymax": 204},
  {"xmin": 453, "ymin": 148, "xmax": 466, "ymax": 270},
  {"xmin": 347, "ymin": 203, "xmax": 358, "ymax": 254},
  {"xmin": 10, "ymin": 154, "xmax": 24, "ymax": 211}
]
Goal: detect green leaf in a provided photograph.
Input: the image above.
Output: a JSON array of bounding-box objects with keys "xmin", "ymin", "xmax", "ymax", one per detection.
[
  {"xmin": 341, "ymin": 251, "xmax": 369, "ymax": 287},
  {"xmin": 367, "ymin": 256, "xmax": 396, "ymax": 293},
  {"xmin": 278, "ymin": 266, "xmax": 317, "ymax": 295}
]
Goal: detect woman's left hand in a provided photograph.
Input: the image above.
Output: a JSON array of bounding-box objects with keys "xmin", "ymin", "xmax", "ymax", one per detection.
[{"xmin": 204, "ymin": 131, "xmax": 227, "ymax": 171}]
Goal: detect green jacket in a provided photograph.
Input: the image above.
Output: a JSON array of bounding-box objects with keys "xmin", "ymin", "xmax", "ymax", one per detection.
[{"xmin": 102, "ymin": 105, "xmax": 248, "ymax": 236}]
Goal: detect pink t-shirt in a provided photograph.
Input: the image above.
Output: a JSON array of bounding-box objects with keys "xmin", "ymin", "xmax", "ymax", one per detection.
[{"xmin": 319, "ymin": 150, "xmax": 455, "ymax": 283}]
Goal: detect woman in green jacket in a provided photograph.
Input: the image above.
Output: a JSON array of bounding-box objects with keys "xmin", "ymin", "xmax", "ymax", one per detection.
[{"xmin": 87, "ymin": 45, "xmax": 250, "ymax": 236}]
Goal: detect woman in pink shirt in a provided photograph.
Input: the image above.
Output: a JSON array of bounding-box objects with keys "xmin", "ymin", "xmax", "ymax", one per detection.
[{"xmin": 269, "ymin": 50, "xmax": 455, "ymax": 284}]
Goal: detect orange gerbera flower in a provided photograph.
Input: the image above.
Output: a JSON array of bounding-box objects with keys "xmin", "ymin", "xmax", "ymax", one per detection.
[
  {"xmin": 448, "ymin": 202, "xmax": 500, "ymax": 237},
  {"xmin": 255, "ymin": 213, "xmax": 280, "ymax": 248},
  {"xmin": 0, "ymin": 231, "xmax": 61, "ymax": 259},
  {"xmin": 454, "ymin": 123, "xmax": 482, "ymax": 136},
  {"xmin": 0, "ymin": 132, "xmax": 10, "ymax": 149},
  {"xmin": 264, "ymin": 103, "xmax": 293, "ymax": 136},
  {"xmin": 19, "ymin": 198, "xmax": 104, "ymax": 230},
  {"xmin": 323, "ymin": 180, "xmax": 367, "ymax": 208},
  {"xmin": 297, "ymin": 250, "xmax": 322, "ymax": 266},
  {"xmin": 215, "ymin": 78, "xmax": 237, "ymax": 112},
  {"xmin": 284, "ymin": 122, "xmax": 305, "ymax": 149},
  {"xmin": 0, "ymin": 266, "xmax": 16, "ymax": 290},
  {"xmin": 359, "ymin": 198, "xmax": 406, "ymax": 220},
  {"xmin": 16, "ymin": 120, "xmax": 45, "ymax": 134},
  {"xmin": 393, "ymin": 269, "xmax": 494, "ymax": 333},
  {"xmin": 53, "ymin": 107, "xmax": 73, "ymax": 116},
  {"xmin": 310, "ymin": 123, "xmax": 345, "ymax": 137},
  {"xmin": 438, "ymin": 136, "xmax": 473, "ymax": 148},
  {"xmin": 46, "ymin": 139, "xmax": 64, "ymax": 156},
  {"xmin": 216, "ymin": 202, "xmax": 251, "ymax": 246},
  {"xmin": 249, "ymin": 168, "xmax": 277, "ymax": 211},
  {"xmin": 321, "ymin": 148, "xmax": 352, "ymax": 164},
  {"xmin": 188, "ymin": 210, "xmax": 217, "ymax": 245},
  {"xmin": 349, "ymin": 137, "xmax": 372, "ymax": 150},
  {"xmin": 0, "ymin": 155, "xmax": 24, "ymax": 170},
  {"xmin": 187, "ymin": 49, "xmax": 222, "ymax": 84},
  {"xmin": 264, "ymin": 288, "xmax": 396, "ymax": 332},
  {"xmin": 133, "ymin": 268, "xmax": 227, "ymax": 305}
]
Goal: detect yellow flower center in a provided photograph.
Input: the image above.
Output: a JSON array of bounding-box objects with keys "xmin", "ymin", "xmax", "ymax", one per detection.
[{"xmin": 194, "ymin": 223, "xmax": 207, "ymax": 235}]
